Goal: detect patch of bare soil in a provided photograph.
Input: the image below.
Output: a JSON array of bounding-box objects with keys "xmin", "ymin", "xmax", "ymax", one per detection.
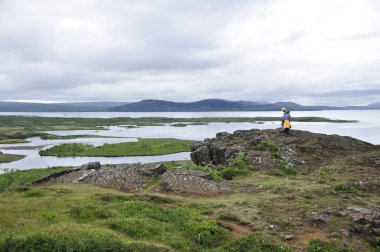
[
  {"xmin": 284, "ymin": 229, "xmax": 328, "ymax": 251},
  {"xmin": 220, "ymin": 219, "xmax": 252, "ymax": 238}
]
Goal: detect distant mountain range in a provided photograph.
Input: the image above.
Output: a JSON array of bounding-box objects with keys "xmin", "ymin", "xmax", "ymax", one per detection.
[
  {"xmin": 0, "ymin": 99, "xmax": 378, "ymax": 112},
  {"xmin": 368, "ymin": 102, "xmax": 380, "ymax": 108},
  {"xmin": 109, "ymin": 99, "xmax": 380, "ymax": 112}
]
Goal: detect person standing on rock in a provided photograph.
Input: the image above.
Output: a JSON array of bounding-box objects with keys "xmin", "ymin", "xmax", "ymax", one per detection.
[{"xmin": 283, "ymin": 110, "xmax": 291, "ymax": 136}]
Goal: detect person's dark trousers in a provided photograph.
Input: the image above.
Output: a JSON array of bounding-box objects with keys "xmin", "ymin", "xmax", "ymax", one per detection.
[{"xmin": 284, "ymin": 128, "xmax": 290, "ymax": 135}]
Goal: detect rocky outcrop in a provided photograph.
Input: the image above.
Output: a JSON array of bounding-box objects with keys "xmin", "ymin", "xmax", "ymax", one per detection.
[
  {"xmin": 191, "ymin": 129, "xmax": 376, "ymax": 169},
  {"xmin": 33, "ymin": 162, "xmax": 230, "ymax": 195},
  {"xmin": 160, "ymin": 169, "xmax": 231, "ymax": 195},
  {"xmin": 190, "ymin": 132, "xmax": 244, "ymax": 166},
  {"xmin": 33, "ymin": 162, "xmax": 166, "ymax": 192},
  {"xmin": 346, "ymin": 206, "xmax": 380, "ymax": 245},
  {"xmin": 33, "ymin": 162, "xmax": 101, "ymax": 184}
]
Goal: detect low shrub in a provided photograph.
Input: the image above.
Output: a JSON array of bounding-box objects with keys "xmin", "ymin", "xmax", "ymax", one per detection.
[
  {"xmin": 185, "ymin": 219, "xmax": 230, "ymax": 248},
  {"xmin": 259, "ymin": 140, "xmax": 279, "ymax": 151},
  {"xmin": 333, "ymin": 181, "xmax": 363, "ymax": 194},
  {"xmin": 276, "ymin": 160, "xmax": 299, "ymax": 176},
  {"xmin": 219, "ymin": 154, "xmax": 251, "ymax": 180}
]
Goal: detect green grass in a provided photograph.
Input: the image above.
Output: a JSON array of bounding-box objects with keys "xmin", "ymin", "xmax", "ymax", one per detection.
[
  {"xmin": 0, "ymin": 139, "xmax": 30, "ymax": 144},
  {"xmin": 0, "ymin": 181, "xmax": 290, "ymax": 251},
  {"xmin": 259, "ymin": 140, "xmax": 279, "ymax": 151},
  {"xmin": 216, "ymin": 233, "xmax": 292, "ymax": 252},
  {"xmin": 219, "ymin": 154, "xmax": 251, "ymax": 180},
  {"xmin": 0, "ymin": 166, "xmax": 70, "ymax": 192},
  {"xmin": 163, "ymin": 154, "xmax": 251, "ymax": 181},
  {"xmin": 39, "ymin": 138, "xmax": 196, "ymax": 157},
  {"xmin": 333, "ymin": 181, "xmax": 364, "ymax": 195},
  {"xmin": 278, "ymin": 161, "xmax": 299, "ymax": 176},
  {"xmin": 307, "ymin": 239, "xmax": 354, "ymax": 252},
  {"xmin": 0, "ymin": 149, "xmax": 378, "ymax": 252},
  {"xmin": 0, "ymin": 154, "xmax": 25, "ymax": 164}
]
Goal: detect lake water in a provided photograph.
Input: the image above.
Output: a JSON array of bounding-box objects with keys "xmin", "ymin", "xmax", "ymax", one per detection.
[{"xmin": 0, "ymin": 110, "xmax": 379, "ymax": 171}]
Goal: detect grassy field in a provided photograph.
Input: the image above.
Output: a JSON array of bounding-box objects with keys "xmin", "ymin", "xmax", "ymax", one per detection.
[
  {"xmin": 39, "ymin": 138, "xmax": 196, "ymax": 157},
  {"xmin": 1, "ymin": 151, "xmax": 376, "ymax": 251},
  {"xmin": 0, "ymin": 165, "xmax": 292, "ymax": 252},
  {"xmin": 0, "ymin": 154, "xmax": 25, "ymax": 164}
]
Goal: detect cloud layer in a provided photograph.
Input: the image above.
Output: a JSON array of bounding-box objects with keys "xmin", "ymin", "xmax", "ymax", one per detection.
[{"xmin": 0, "ymin": 0, "xmax": 379, "ymax": 105}]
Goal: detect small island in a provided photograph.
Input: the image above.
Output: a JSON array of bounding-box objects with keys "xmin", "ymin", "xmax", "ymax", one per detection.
[
  {"xmin": 0, "ymin": 152, "xmax": 25, "ymax": 163},
  {"xmin": 39, "ymin": 138, "xmax": 195, "ymax": 157}
]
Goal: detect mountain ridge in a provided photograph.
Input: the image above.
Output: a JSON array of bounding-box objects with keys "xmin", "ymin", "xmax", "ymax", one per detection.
[
  {"xmin": 109, "ymin": 99, "xmax": 379, "ymax": 112},
  {"xmin": 0, "ymin": 99, "xmax": 378, "ymax": 112}
]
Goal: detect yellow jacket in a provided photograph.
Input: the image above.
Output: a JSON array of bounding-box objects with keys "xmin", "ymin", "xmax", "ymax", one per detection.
[{"xmin": 283, "ymin": 120, "xmax": 291, "ymax": 129}]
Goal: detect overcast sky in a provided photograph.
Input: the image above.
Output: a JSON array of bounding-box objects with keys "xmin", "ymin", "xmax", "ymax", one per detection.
[{"xmin": 0, "ymin": 0, "xmax": 379, "ymax": 105}]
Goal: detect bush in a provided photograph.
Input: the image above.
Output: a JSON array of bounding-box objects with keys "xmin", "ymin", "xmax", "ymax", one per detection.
[
  {"xmin": 259, "ymin": 140, "xmax": 279, "ymax": 151},
  {"xmin": 164, "ymin": 154, "xmax": 251, "ymax": 181},
  {"xmin": 333, "ymin": 181, "xmax": 363, "ymax": 194},
  {"xmin": 220, "ymin": 154, "xmax": 251, "ymax": 180},
  {"xmin": 185, "ymin": 219, "xmax": 230, "ymax": 248},
  {"xmin": 269, "ymin": 160, "xmax": 299, "ymax": 176}
]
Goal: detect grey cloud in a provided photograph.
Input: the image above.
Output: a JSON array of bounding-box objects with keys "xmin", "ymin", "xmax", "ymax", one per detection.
[{"xmin": 0, "ymin": 0, "xmax": 379, "ymax": 105}]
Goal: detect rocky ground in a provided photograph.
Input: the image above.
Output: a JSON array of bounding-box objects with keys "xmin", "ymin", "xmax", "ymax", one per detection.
[
  {"xmin": 32, "ymin": 129, "xmax": 380, "ymax": 251},
  {"xmin": 191, "ymin": 129, "xmax": 375, "ymax": 170}
]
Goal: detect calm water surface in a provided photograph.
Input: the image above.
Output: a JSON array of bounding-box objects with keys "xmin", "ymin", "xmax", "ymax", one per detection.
[{"xmin": 0, "ymin": 110, "xmax": 378, "ymax": 170}]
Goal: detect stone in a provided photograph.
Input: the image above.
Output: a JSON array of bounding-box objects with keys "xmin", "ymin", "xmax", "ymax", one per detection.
[
  {"xmin": 268, "ymin": 225, "xmax": 277, "ymax": 230},
  {"xmin": 190, "ymin": 145, "xmax": 211, "ymax": 165},
  {"xmin": 346, "ymin": 205, "xmax": 380, "ymax": 243},
  {"xmin": 80, "ymin": 161, "xmax": 101, "ymax": 170},
  {"xmin": 284, "ymin": 234, "xmax": 294, "ymax": 240},
  {"xmin": 161, "ymin": 168, "xmax": 231, "ymax": 195},
  {"xmin": 311, "ymin": 211, "xmax": 331, "ymax": 225},
  {"xmin": 140, "ymin": 163, "xmax": 166, "ymax": 176},
  {"xmin": 336, "ymin": 211, "xmax": 348, "ymax": 217},
  {"xmin": 347, "ymin": 206, "xmax": 374, "ymax": 215}
]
